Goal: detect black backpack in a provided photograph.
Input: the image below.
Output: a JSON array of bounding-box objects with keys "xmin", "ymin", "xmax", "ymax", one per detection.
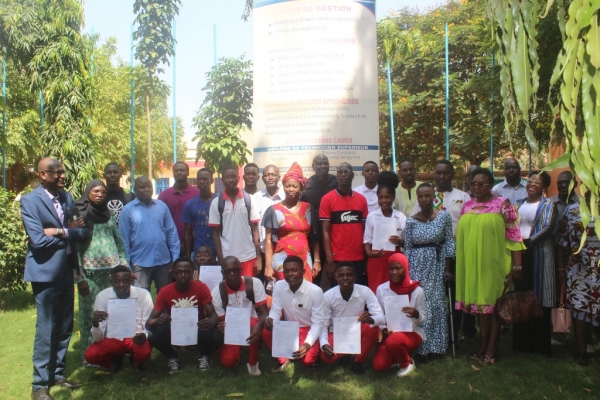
[{"xmin": 217, "ymin": 190, "xmax": 252, "ymax": 237}]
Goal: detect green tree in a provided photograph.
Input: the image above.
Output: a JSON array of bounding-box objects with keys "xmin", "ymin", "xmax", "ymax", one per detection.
[
  {"xmin": 133, "ymin": 0, "xmax": 181, "ymax": 180},
  {"xmin": 0, "ymin": 188, "xmax": 27, "ymax": 292},
  {"xmin": 1, "ymin": 0, "xmax": 96, "ymax": 197},
  {"xmin": 193, "ymin": 56, "xmax": 252, "ymax": 171}
]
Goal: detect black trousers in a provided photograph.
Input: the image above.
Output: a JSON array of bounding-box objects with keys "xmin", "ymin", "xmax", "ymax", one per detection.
[{"xmin": 148, "ymin": 324, "xmax": 223, "ymax": 359}]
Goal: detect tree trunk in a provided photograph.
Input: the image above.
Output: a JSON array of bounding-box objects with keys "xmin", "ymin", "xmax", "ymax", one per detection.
[{"xmin": 146, "ymin": 90, "xmax": 152, "ymax": 182}]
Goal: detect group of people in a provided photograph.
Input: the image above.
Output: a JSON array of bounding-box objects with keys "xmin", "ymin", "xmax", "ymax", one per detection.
[{"xmin": 21, "ymin": 155, "xmax": 596, "ymax": 400}]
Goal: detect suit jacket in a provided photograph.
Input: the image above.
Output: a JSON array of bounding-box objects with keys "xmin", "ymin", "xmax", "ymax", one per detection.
[{"xmin": 20, "ymin": 185, "xmax": 88, "ymax": 282}]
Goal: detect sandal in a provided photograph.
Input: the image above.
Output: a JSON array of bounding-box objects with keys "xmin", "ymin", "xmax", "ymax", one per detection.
[
  {"xmin": 481, "ymin": 353, "xmax": 498, "ymax": 366},
  {"xmin": 470, "ymin": 351, "xmax": 484, "ymax": 361}
]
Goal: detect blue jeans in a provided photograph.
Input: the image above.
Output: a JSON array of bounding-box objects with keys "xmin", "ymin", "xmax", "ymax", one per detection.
[
  {"xmin": 31, "ymin": 277, "xmax": 74, "ymax": 390},
  {"xmin": 132, "ymin": 263, "xmax": 172, "ymax": 293}
]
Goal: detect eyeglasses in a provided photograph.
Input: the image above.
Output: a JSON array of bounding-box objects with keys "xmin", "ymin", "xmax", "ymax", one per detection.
[
  {"xmin": 43, "ymin": 170, "xmax": 66, "ymax": 176},
  {"xmin": 222, "ymin": 267, "xmax": 241, "ymax": 275},
  {"xmin": 337, "ymin": 169, "xmax": 353, "ymax": 175},
  {"xmin": 471, "ymin": 182, "xmax": 491, "ymax": 188},
  {"xmin": 314, "ymin": 162, "xmax": 329, "ymax": 167},
  {"xmin": 526, "ymin": 179, "xmax": 542, "ymax": 185}
]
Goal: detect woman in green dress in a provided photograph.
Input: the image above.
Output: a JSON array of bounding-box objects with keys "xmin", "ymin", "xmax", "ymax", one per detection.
[
  {"xmin": 455, "ymin": 168, "xmax": 525, "ymax": 365},
  {"xmin": 76, "ymin": 179, "xmax": 128, "ymax": 364}
]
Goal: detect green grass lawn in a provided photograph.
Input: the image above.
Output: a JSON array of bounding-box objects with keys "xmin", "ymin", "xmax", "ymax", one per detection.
[{"xmin": 1, "ymin": 288, "xmax": 599, "ymax": 400}]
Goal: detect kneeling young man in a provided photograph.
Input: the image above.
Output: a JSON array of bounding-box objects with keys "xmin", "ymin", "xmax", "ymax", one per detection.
[
  {"xmin": 84, "ymin": 265, "xmax": 154, "ymax": 372},
  {"xmin": 320, "ymin": 262, "xmax": 384, "ymax": 374},
  {"xmin": 146, "ymin": 258, "xmax": 220, "ymax": 374},
  {"xmin": 261, "ymin": 256, "xmax": 327, "ymax": 372},
  {"xmin": 212, "ymin": 256, "xmax": 268, "ymax": 375}
]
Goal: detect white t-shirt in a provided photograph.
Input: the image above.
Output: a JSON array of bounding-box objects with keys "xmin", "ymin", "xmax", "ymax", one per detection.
[
  {"xmin": 208, "ymin": 191, "xmax": 260, "ymax": 262},
  {"xmin": 412, "ymin": 188, "xmax": 470, "ymax": 236},
  {"xmin": 353, "ymin": 184, "xmax": 379, "ymax": 214},
  {"xmin": 211, "ymin": 277, "xmax": 267, "ymax": 319},
  {"xmin": 518, "ymin": 201, "xmax": 539, "ymax": 240},
  {"xmin": 251, "ymin": 189, "xmax": 282, "ymax": 253}
]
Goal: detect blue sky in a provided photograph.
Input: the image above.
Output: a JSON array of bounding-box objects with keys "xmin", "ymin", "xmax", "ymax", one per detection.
[{"xmin": 83, "ymin": 0, "xmax": 444, "ymax": 143}]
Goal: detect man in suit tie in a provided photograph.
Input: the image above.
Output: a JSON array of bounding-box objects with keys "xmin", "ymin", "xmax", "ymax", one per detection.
[{"xmin": 20, "ymin": 158, "xmax": 90, "ymax": 400}]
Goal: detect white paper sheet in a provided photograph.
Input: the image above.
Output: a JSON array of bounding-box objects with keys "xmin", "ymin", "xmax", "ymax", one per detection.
[
  {"xmin": 384, "ymin": 295, "xmax": 413, "ymax": 332},
  {"xmin": 107, "ymin": 298, "xmax": 137, "ymax": 339},
  {"xmin": 272, "ymin": 320, "xmax": 299, "ymax": 359},
  {"xmin": 224, "ymin": 307, "xmax": 251, "ymax": 346},
  {"xmin": 372, "ymin": 219, "xmax": 398, "ymax": 251},
  {"xmin": 333, "ymin": 317, "xmax": 361, "ymax": 354},
  {"xmin": 199, "ymin": 265, "xmax": 222, "ymax": 291},
  {"xmin": 171, "ymin": 307, "xmax": 198, "ymax": 346}
]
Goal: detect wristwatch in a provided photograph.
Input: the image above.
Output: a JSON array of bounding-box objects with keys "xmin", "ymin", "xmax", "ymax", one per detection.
[
  {"xmin": 57, "ymin": 228, "xmax": 63, "ymax": 237},
  {"xmin": 512, "ymin": 265, "xmax": 522, "ymax": 271}
]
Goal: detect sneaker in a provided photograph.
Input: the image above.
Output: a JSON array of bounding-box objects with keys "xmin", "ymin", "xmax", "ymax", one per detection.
[
  {"xmin": 110, "ymin": 355, "xmax": 124, "ymax": 373},
  {"xmin": 247, "ymin": 362, "xmax": 261, "ymax": 376},
  {"xmin": 350, "ymin": 361, "xmax": 365, "ymax": 375},
  {"xmin": 551, "ymin": 338, "xmax": 564, "ymax": 346},
  {"xmin": 397, "ymin": 359, "xmax": 416, "ymax": 377},
  {"xmin": 198, "ymin": 356, "xmax": 210, "ymax": 371},
  {"xmin": 167, "ymin": 358, "xmax": 180, "ymax": 374}
]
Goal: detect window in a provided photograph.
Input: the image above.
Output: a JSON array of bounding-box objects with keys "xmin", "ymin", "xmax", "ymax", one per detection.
[
  {"xmin": 155, "ymin": 178, "xmax": 169, "ymax": 195},
  {"xmin": 187, "ymin": 178, "xmax": 197, "ymax": 186}
]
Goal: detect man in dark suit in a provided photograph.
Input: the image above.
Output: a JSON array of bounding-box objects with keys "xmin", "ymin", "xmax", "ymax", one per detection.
[{"xmin": 20, "ymin": 158, "xmax": 90, "ymax": 400}]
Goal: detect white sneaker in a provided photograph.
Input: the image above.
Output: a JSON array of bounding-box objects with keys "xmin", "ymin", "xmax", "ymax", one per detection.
[
  {"xmin": 587, "ymin": 344, "xmax": 596, "ymax": 354},
  {"xmin": 397, "ymin": 359, "xmax": 416, "ymax": 377},
  {"xmin": 247, "ymin": 362, "xmax": 262, "ymax": 376},
  {"xmin": 168, "ymin": 358, "xmax": 180, "ymax": 374},
  {"xmin": 198, "ymin": 356, "xmax": 210, "ymax": 371}
]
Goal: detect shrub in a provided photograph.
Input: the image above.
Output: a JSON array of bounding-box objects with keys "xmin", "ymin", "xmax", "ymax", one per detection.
[{"xmin": 0, "ymin": 188, "xmax": 27, "ymax": 291}]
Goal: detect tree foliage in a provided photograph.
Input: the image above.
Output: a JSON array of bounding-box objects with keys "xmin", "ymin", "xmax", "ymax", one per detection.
[
  {"xmin": 1, "ymin": 0, "xmax": 96, "ymax": 198},
  {"xmin": 193, "ymin": 56, "xmax": 252, "ymax": 171},
  {"xmin": 0, "ymin": 188, "xmax": 27, "ymax": 291}
]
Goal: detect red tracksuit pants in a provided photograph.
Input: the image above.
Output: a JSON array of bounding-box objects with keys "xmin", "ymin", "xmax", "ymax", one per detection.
[
  {"xmin": 372, "ymin": 332, "xmax": 422, "ymax": 370},
  {"xmin": 84, "ymin": 337, "xmax": 152, "ymax": 368},
  {"xmin": 320, "ymin": 323, "xmax": 379, "ymax": 364},
  {"xmin": 262, "ymin": 325, "xmax": 320, "ymax": 366},
  {"xmin": 219, "ymin": 317, "xmax": 260, "ymax": 367}
]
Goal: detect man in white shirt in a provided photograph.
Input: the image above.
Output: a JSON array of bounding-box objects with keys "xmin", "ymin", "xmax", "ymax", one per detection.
[
  {"xmin": 320, "ymin": 262, "xmax": 385, "ymax": 374},
  {"xmin": 84, "ymin": 266, "xmax": 154, "ymax": 372},
  {"xmin": 353, "ymin": 161, "xmax": 379, "ymax": 213},
  {"xmin": 491, "ymin": 158, "xmax": 528, "ymax": 204},
  {"xmin": 394, "ymin": 158, "xmax": 421, "ymax": 216},
  {"xmin": 412, "ymin": 160, "xmax": 475, "ymax": 341},
  {"xmin": 261, "ymin": 255, "xmax": 327, "ymax": 372},
  {"xmin": 212, "ymin": 256, "xmax": 269, "ymax": 376}
]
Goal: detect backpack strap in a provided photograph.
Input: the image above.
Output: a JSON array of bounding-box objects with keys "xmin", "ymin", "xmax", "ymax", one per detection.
[
  {"xmin": 217, "ymin": 194, "xmax": 225, "ymax": 237},
  {"xmin": 242, "ymin": 190, "xmax": 252, "ymax": 226},
  {"xmin": 219, "ymin": 281, "xmax": 228, "ymax": 312},
  {"xmin": 244, "ymin": 276, "xmax": 255, "ymax": 306}
]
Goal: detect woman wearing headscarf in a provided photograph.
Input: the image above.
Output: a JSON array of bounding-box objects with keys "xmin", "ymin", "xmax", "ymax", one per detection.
[
  {"xmin": 373, "ymin": 253, "xmax": 426, "ymax": 377},
  {"xmin": 263, "ymin": 162, "xmax": 320, "ymax": 282},
  {"xmin": 76, "ymin": 180, "xmax": 128, "ymax": 364}
]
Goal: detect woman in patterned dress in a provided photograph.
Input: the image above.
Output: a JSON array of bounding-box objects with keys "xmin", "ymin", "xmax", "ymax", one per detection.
[
  {"xmin": 455, "ymin": 168, "xmax": 525, "ymax": 365},
  {"xmin": 76, "ymin": 180, "xmax": 128, "ymax": 364},
  {"xmin": 558, "ymin": 193, "xmax": 600, "ymax": 366},
  {"xmin": 263, "ymin": 162, "xmax": 320, "ymax": 282},
  {"xmin": 404, "ymin": 183, "xmax": 455, "ymax": 358}
]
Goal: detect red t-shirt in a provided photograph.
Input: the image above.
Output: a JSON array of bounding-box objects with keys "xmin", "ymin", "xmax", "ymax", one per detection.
[
  {"xmin": 319, "ymin": 189, "xmax": 368, "ymax": 261},
  {"xmin": 154, "ymin": 281, "xmax": 212, "ymax": 319}
]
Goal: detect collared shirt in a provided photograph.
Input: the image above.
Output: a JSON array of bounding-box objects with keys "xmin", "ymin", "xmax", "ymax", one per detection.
[
  {"xmin": 211, "ymin": 277, "xmax": 268, "ymax": 319},
  {"xmin": 394, "ymin": 182, "xmax": 422, "ymax": 216},
  {"xmin": 90, "ymin": 286, "xmax": 154, "ymax": 342},
  {"xmin": 181, "ymin": 194, "xmax": 217, "ymax": 254},
  {"xmin": 320, "ymin": 284, "xmax": 385, "ymax": 347},
  {"xmin": 549, "ymin": 194, "xmax": 580, "ymax": 222},
  {"xmin": 412, "ymin": 188, "xmax": 470, "ymax": 236},
  {"xmin": 208, "ymin": 190, "xmax": 260, "ymax": 262},
  {"xmin": 44, "ymin": 189, "xmax": 70, "ymax": 251},
  {"xmin": 491, "ymin": 179, "xmax": 528, "ymax": 205},
  {"xmin": 353, "ymin": 184, "xmax": 379, "ymax": 213},
  {"xmin": 269, "ymin": 279, "xmax": 327, "ymax": 347},
  {"xmin": 252, "ymin": 188, "xmax": 282, "ymax": 252},
  {"xmin": 118, "ymin": 198, "xmax": 180, "ymax": 267},
  {"xmin": 158, "ymin": 184, "xmax": 201, "ymax": 246},
  {"xmin": 363, "ymin": 208, "xmax": 407, "ymax": 245},
  {"xmin": 376, "ymin": 282, "xmax": 426, "ymax": 340},
  {"xmin": 319, "ymin": 188, "xmax": 368, "ymax": 261}
]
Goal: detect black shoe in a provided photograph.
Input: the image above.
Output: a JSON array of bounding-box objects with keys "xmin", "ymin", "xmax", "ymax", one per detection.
[
  {"xmin": 55, "ymin": 378, "xmax": 81, "ymax": 390},
  {"xmin": 350, "ymin": 361, "xmax": 365, "ymax": 375},
  {"xmin": 576, "ymin": 352, "xmax": 588, "ymax": 366},
  {"xmin": 110, "ymin": 355, "xmax": 124, "ymax": 373},
  {"xmin": 31, "ymin": 388, "xmax": 53, "ymax": 400},
  {"xmin": 129, "ymin": 355, "xmax": 145, "ymax": 371}
]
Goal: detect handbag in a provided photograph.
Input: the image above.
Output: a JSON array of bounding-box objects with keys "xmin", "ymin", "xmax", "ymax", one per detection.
[
  {"xmin": 551, "ymin": 284, "xmax": 572, "ymax": 333},
  {"xmin": 494, "ymin": 283, "xmax": 544, "ymax": 325}
]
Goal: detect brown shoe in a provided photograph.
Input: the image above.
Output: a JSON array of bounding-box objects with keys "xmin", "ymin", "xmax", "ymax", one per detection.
[
  {"xmin": 55, "ymin": 378, "xmax": 81, "ymax": 390},
  {"xmin": 31, "ymin": 388, "xmax": 54, "ymax": 400}
]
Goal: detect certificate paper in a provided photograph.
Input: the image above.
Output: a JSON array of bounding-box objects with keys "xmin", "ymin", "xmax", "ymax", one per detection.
[
  {"xmin": 171, "ymin": 307, "xmax": 198, "ymax": 346},
  {"xmin": 107, "ymin": 298, "xmax": 137, "ymax": 339},
  {"xmin": 224, "ymin": 307, "xmax": 251, "ymax": 346},
  {"xmin": 372, "ymin": 219, "xmax": 398, "ymax": 251},
  {"xmin": 384, "ymin": 295, "xmax": 413, "ymax": 332},
  {"xmin": 199, "ymin": 265, "xmax": 222, "ymax": 291},
  {"xmin": 272, "ymin": 320, "xmax": 299, "ymax": 359},
  {"xmin": 333, "ymin": 317, "xmax": 361, "ymax": 354}
]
